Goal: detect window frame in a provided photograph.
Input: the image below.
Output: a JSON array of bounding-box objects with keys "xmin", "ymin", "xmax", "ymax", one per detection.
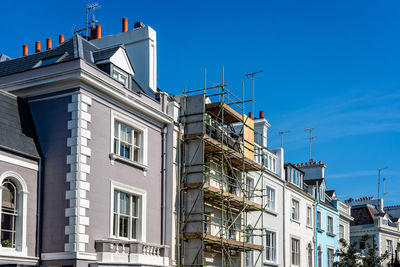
[
  {"xmin": 110, "ymin": 181, "xmax": 147, "ymax": 242},
  {"xmin": 327, "ymin": 248, "xmax": 335, "ymax": 267},
  {"xmin": 317, "ymin": 211, "xmax": 322, "ymax": 230},
  {"xmin": 111, "ymin": 65, "xmax": 129, "ymax": 87},
  {"xmin": 327, "ymin": 216, "xmax": 334, "ymax": 235},
  {"xmin": 111, "ymin": 111, "xmax": 148, "ymax": 167},
  {"xmin": 306, "ymin": 206, "xmax": 312, "ymax": 227},
  {"xmin": 265, "ymin": 230, "xmax": 277, "ymax": 263},
  {"xmin": 338, "ymin": 224, "xmax": 344, "ymax": 239},
  {"xmin": 291, "ymin": 238, "xmax": 300, "ymax": 266},
  {"xmin": 0, "ymin": 171, "xmax": 28, "ymax": 256},
  {"xmin": 266, "ymin": 186, "xmax": 276, "ymax": 212},
  {"xmin": 291, "ymin": 198, "xmax": 300, "ymax": 221}
]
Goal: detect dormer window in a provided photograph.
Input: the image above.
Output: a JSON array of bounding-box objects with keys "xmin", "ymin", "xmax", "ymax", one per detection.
[{"xmin": 112, "ymin": 66, "xmax": 129, "ymax": 87}]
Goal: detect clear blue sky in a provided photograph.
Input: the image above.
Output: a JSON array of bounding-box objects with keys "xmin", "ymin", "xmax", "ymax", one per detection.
[{"xmin": 1, "ymin": 0, "xmax": 399, "ymax": 205}]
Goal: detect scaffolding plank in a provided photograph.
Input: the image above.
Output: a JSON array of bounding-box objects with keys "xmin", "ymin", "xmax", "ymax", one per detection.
[{"xmin": 205, "ymin": 102, "xmax": 242, "ymax": 124}]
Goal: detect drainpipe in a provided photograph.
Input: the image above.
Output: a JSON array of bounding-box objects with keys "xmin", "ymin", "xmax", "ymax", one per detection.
[
  {"xmin": 161, "ymin": 126, "xmax": 167, "ymax": 245},
  {"xmin": 315, "ymin": 181, "xmax": 319, "ymax": 267},
  {"xmin": 36, "ymin": 158, "xmax": 44, "ymax": 263},
  {"xmin": 283, "ymin": 180, "xmax": 286, "ymax": 267}
]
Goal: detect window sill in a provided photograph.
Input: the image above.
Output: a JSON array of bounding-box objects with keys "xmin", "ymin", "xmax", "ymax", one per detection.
[
  {"xmin": 327, "ymin": 232, "xmax": 336, "ymax": 237},
  {"xmin": 290, "ymin": 218, "xmax": 300, "ymax": 225},
  {"xmin": 266, "ymin": 209, "xmax": 278, "ymax": 216},
  {"xmin": 306, "ymin": 225, "xmax": 313, "ymax": 230},
  {"xmin": 264, "ymin": 261, "xmax": 279, "ymax": 266},
  {"xmin": 109, "ymin": 153, "xmax": 148, "ymax": 171},
  {"xmin": 317, "ymin": 228, "xmax": 324, "ymax": 233}
]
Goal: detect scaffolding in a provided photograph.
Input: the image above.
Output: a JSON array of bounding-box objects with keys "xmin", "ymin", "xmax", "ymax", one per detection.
[{"xmin": 178, "ymin": 76, "xmax": 267, "ymax": 267}]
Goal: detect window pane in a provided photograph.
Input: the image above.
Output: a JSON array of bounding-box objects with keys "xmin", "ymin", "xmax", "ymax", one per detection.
[
  {"xmin": 134, "ymin": 147, "xmax": 140, "ymax": 162},
  {"xmin": 132, "ymin": 218, "xmax": 137, "ymax": 239},
  {"xmin": 134, "ymin": 131, "xmax": 141, "ymax": 146},
  {"xmin": 113, "ymin": 214, "xmax": 118, "ymax": 236},
  {"xmin": 132, "ymin": 196, "xmax": 138, "ymax": 217},
  {"xmin": 114, "ymin": 191, "xmax": 118, "ymax": 213},
  {"xmin": 119, "ymin": 216, "xmax": 129, "ymax": 237},
  {"xmin": 119, "ymin": 192, "xmax": 130, "ymax": 215},
  {"xmin": 114, "ymin": 121, "xmax": 119, "ymax": 137}
]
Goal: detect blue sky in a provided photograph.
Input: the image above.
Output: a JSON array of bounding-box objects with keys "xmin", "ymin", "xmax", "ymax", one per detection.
[{"xmin": 1, "ymin": 0, "xmax": 399, "ymax": 204}]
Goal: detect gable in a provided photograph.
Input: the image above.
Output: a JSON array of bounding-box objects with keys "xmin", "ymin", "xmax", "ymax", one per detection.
[{"xmin": 110, "ymin": 48, "xmax": 134, "ymax": 75}]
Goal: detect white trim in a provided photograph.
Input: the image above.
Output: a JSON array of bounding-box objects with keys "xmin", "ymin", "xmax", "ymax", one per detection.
[
  {"xmin": 110, "ymin": 181, "xmax": 147, "ymax": 243},
  {"xmin": 0, "ymin": 171, "xmax": 29, "ymax": 256},
  {"xmin": 111, "ymin": 110, "xmax": 149, "ymax": 166},
  {"xmin": 41, "ymin": 251, "xmax": 97, "ymax": 261},
  {"xmin": 0, "ymin": 154, "xmax": 38, "ymax": 171}
]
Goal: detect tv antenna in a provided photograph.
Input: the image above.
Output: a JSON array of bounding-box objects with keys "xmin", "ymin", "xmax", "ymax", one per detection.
[
  {"xmin": 246, "ymin": 70, "xmax": 263, "ymax": 117},
  {"xmin": 278, "ymin": 131, "xmax": 290, "ymax": 147},
  {"xmin": 73, "ymin": 1, "xmax": 101, "ymax": 39},
  {"xmin": 305, "ymin": 128, "xmax": 317, "ymax": 162},
  {"xmin": 378, "ymin": 167, "xmax": 388, "ymax": 200}
]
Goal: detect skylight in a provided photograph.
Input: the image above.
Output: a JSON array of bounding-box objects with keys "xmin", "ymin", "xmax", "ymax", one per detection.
[{"xmin": 34, "ymin": 53, "xmax": 67, "ymax": 68}]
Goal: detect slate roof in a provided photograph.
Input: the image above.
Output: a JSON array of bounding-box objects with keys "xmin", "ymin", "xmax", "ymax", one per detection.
[
  {"xmin": 0, "ymin": 35, "xmax": 100, "ymax": 78},
  {"xmin": 0, "ymin": 90, "xmax": 40, "ymax": 158},
  {"xmin": 92, "ymin": 45, "xmax": 121, "ymax": 62}
]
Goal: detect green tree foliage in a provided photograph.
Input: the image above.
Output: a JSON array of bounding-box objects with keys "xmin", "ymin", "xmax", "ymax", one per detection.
[{"xmin": 334, "ymin": 235, "xmax": 389, "ymax": 267}]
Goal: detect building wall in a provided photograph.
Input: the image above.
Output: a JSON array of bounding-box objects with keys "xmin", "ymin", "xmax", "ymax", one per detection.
[
  {"xmin": 29, "ymin": 94, "xmax": 72, "ymax": 254},
  {"xmin": 284, "ymin": 184, "xmax": 315, "ymax": 267},
  {"xmin": 316, "ymin": 203, "xmax": 338, "ymax": 267},
  {"xmin": 85, "ymin": 91, "xmax": 164, "ymax": 248}
]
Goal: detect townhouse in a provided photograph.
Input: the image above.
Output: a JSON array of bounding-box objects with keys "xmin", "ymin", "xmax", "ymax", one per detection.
[
  {"xmin": 347, "ymin": 197, "xmax": 400, "ymax": 265},
  {"xmin": 0, "ymin": 18, "xmax": 177, "ymax": 266}
]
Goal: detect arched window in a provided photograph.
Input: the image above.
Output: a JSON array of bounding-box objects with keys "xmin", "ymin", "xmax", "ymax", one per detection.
[
  {"xmin": 1, "ymin": 179, "xmax": 18, "ymax": 248},
  {"xmin": 0, "ymin": 171, "xmax": 28, "ymax": 254},
  {"xmin": 308, "ymin": 243, "xmax": 313, "ymax": 267}
]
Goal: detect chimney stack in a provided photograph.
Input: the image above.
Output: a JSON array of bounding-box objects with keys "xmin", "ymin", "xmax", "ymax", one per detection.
[
  {"xmin": 248, "ymin": 112, "xmax": 253, "ymax": 119},
  {"xmin": 35, "ymin": 41, "xmax": 41, "ymax": 53},
  {"xmin": 95, "ymin": 25, "xmax": 102, "ymax": 39},
  {"xmin": 259, "ymin": 110, "xmax": 264, "ymax": 119},
  {"xmin": 59, "ymin": 35, "xmax": 65, "ymax": 44},
  {"xmin": 46, "ymin": 38, "xmax": 52, "ymax": 50},
  {"xmin": 122, "ymin": 18, "xmax": 128, "ymax": 32},
  {"xmin": 23, "ymin": 45, "xmax": 28, "ymax": 56}
]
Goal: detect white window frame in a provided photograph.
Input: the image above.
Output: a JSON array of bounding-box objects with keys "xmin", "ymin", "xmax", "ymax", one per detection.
[
  {"xmin": 327, "ymin": 247, "xmax": 335, "ymax": 267},
  {"xmin": 327, "ymin": 216, "xmax": 334, "ymax": 235},
  {"xmin": 386, "ymin": 239, "xmax": 393, "ymax": 255},
  {"xmin": 0, "ymin": 171, "xmax": 28, "ymax": 257},
  {"xmin": 110, "ymin": 181, "xmax": 147, "ymax": 242},
  {"xmin": 291, "ymin": 198, "xmax": 299, "ymax": 221},
  {"xmin": 307, "ymin": 206, "xmax": 312, "ymax": 227},
  {"xmin": 111, "ymin": 111, "xmax": 148, "ymax": 167},
  {"xmin": 338, "ymin": 224, "xmax": 344, "ymax": 239},
  {"xmin": 317, "ymin": 210, "xmax": 322, "ymax": 230},
  {"xmin": 265, "ymin": 230, "xmax": 277, "ymax": 263},
  {"xmin": 307, "ymin": 243, "xmax": 313, "ymax": 267},
  {"xmin": 291, "ymin": 238, "xmax": 300, "ymax": 266},
  {"xmin": 112, "ymin": 65, "xmax": 129, "ymax": 87},
  {"xmin": 266, "ymin": 186, "xmax": 276, "ymax": 212}
]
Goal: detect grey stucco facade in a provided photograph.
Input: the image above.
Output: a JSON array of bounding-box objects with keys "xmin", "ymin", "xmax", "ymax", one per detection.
[{"xmin": 0, "ymin": 21, "xmax": 175, "ymax": 267}]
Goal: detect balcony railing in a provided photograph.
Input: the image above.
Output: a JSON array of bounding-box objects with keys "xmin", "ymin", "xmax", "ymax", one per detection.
[{"xmin": 95, "ymin": 239, "xmax": 169, "ymax": 266}]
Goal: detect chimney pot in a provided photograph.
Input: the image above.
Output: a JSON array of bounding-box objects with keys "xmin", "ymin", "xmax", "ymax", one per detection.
[
  {"xmin": 122, "ymin": 17, "xmax": 128, "ymax": 32},
  {"xmin": 301, "ymin": 163, "xmax": 304, "ymax": 166},
  {"xmin": 248, "ymin": 112, "xmax": 253, "ymax": 119},
  {"xmin": 319, "ymin": 161, "xmax": 322, "ymax": 164},
  {"xmin": 95, "ymin": 25, "xmax": 102, "ymax": 39},
  {"xmin": 59, "ymin": 35, "xmax": 65, "ymax": 44},
  {"xmin": 89, "ymin": 26, "xmax": 95, "ymax": 40},
  {"xmin": 259, "ymin": 110, "xmax": 264, "ymax": 118},
  {"xmin": 35, "ymin": 41, "xmax": 41, "ymax": 53},
  {"xmin": 46, "ymin": 38, "xmax": 52, "ymax": 50},
  {"xmin": 23, "ymin": 44, "xmax": 28, "ymax": 56}
]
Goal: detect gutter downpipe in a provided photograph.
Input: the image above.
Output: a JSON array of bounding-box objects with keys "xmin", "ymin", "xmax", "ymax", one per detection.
[
  {"xmin": 315, "ymin": 181, "xmax": 319, "ymax": 267},
  {"xmin": 161, "ymin": 125, "xmax": 167, "ymax": 245},
  {"xmin": 36, "ymin": 158, "xmax": 44, "ymax": 263},
  {"xmin": 283, "ymin": 180, "xmax": 287, "ymax": 267}
]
